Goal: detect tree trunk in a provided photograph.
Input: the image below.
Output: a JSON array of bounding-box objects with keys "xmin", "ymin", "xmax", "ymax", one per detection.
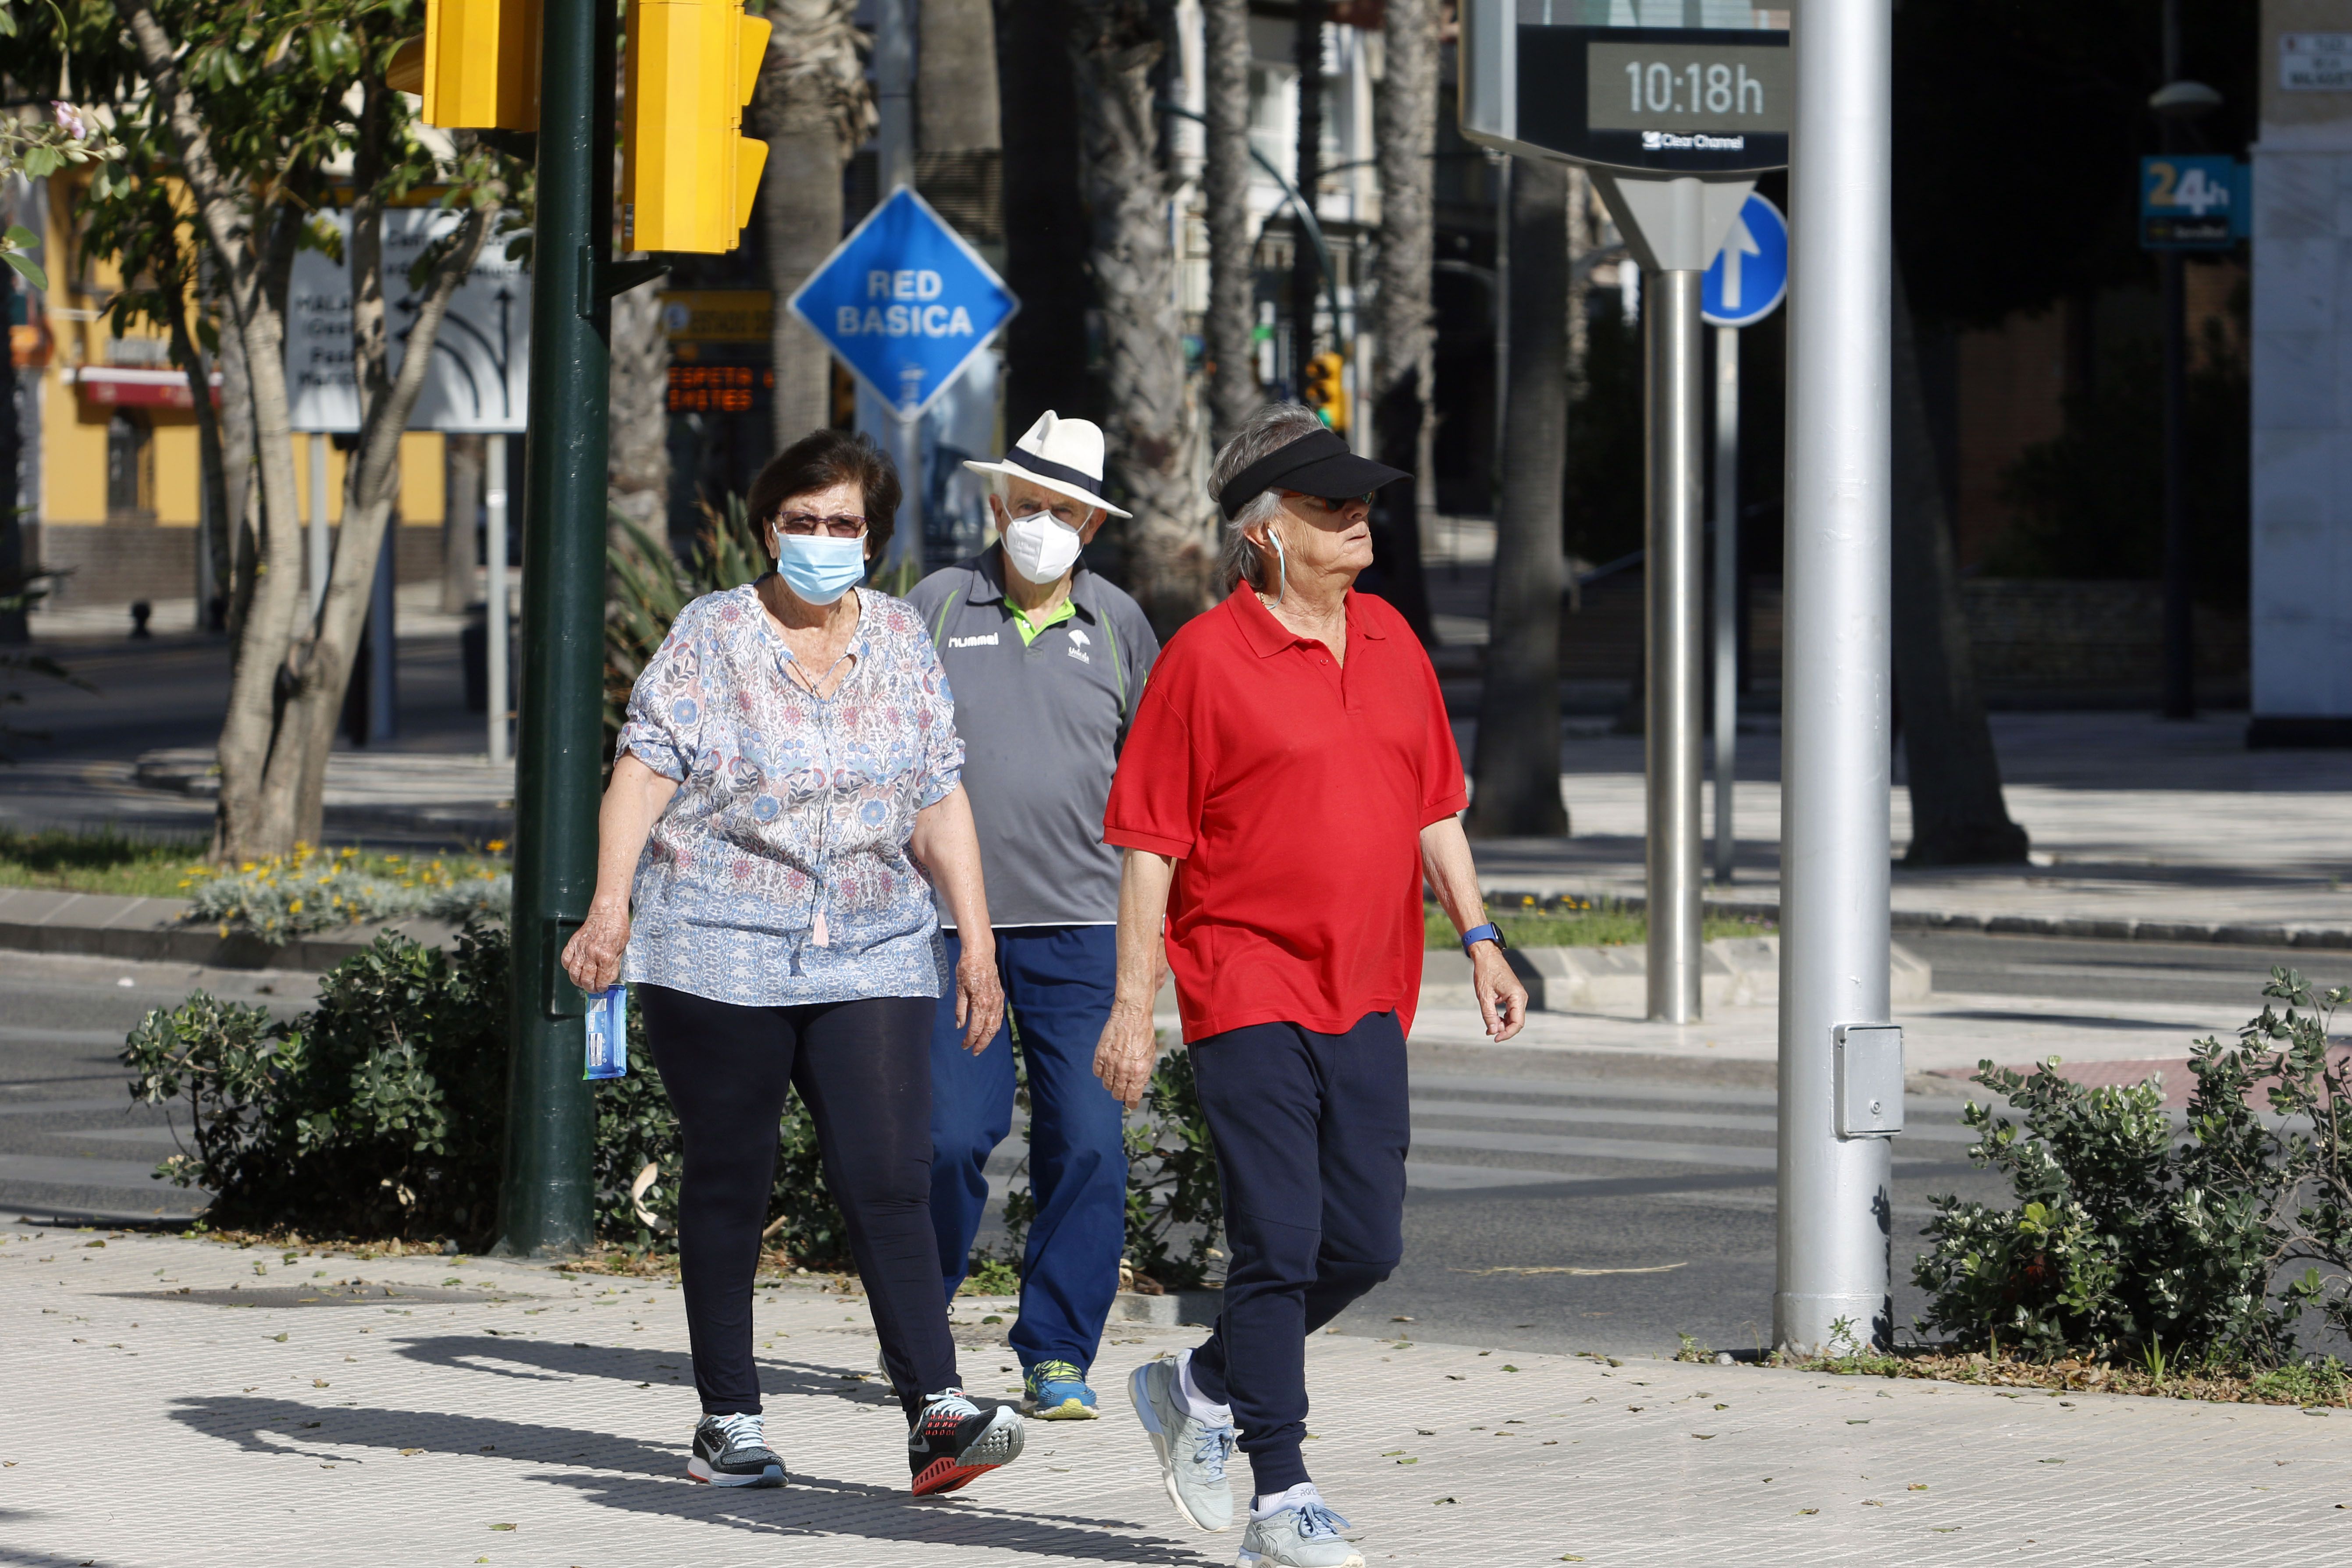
[
  {"xmin": 1891, "ymin": 267, "xmax": 2028, "ymax": 867},
  {"xmin": 997, "ymin": 0, "xmax": 1096, "ymax": 431},
  {"xmin": 256, "ymin": 72, "xmax": 494, "ymax": 848},
  {"xmin": 1070, "ymin": 5, "xmax": 1217, "ymax": 635},
  {"xmin": 443, "ymin": 434, "xmax": 483, "ymax": 612},
  {"xmin": 757, "ymin": 0, "xmax": 872, "ymax": 446},
  {"xmin": 1363, "ymin": 0, "xmax": 1438, "ymax": 646},
  {"xmin": 1200, "ymin": 0, "xmax": 1258, "ymax": 448},
  {"xmin": 608, "ymin": 280, "xmax": 671, "ymax": 547},
  {"xmin": 217, "ymin": 313, "xmax": 258, "ymax": 651},
  {"xmin": 918, "ymin": 0, "xmax": 1000, "ymax": 202},
  {"xmin": 1467, "ymin": 157, "xmax": 1567, "ymax": 839}
]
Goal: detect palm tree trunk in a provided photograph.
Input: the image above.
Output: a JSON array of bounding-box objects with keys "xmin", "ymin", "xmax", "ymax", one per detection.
[
  {"xmin": 1364, "ymin": 0, "xmax": 1438, "ymax": 645},
  {"xmin": 1290, "ymin": 0, "xmax": 1324, "ymax": 385},
  {"xmin": 607, "ymin": 279, "xmax": 671, "ymax": 546},
  {"xmin": 758, "ymin": 0, "xmax": 873, "ymax": 446},
  {"xmin": 1891, "ymin": 267, "xmax": 2028, "ymax": 866},
  {"xmin": 1070, "ymin": 3, "xmax": 1217, "ymax": 635},
  {"xmin": 1467, "ymin": 156, "xmax": 1567, "ymax": 839},
  {"xmin": 1200, "ymin": 0, "xmax": 1258, "ymax": 447}
]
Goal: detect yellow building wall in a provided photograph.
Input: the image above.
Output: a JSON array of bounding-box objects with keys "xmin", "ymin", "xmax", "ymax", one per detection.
[{"xmin": 38, "ymin": 170, "xmax": 447, "ymax": 530}]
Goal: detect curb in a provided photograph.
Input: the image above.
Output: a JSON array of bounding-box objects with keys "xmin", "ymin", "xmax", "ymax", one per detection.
[
  {"xmin": 0, "ymin": 888, "xmax": 463, "ymax": 971},
  {"xmin": 1479, "ymin": 888, "xmax": 2352, "ymax": 951}
]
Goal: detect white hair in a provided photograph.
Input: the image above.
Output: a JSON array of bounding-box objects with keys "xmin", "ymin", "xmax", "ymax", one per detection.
[{"xmin": 1210, "ymin": 403, "xmax": 1327, "ymax": 592}]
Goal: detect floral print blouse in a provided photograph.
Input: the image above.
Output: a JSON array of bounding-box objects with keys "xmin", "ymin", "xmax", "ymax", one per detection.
[{"xmin": 616, "ymin": 583, "xmax": 964, "ymax": 1007}]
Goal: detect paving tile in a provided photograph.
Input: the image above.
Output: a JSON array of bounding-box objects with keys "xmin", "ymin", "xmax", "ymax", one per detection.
[{"xmin": 2, "ymin": 1229, "xmax": 2346, "ymax": 1565}]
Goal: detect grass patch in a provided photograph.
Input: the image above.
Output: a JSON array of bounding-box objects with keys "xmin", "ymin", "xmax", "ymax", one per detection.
[
  {"xmin": 0, "ymin": 825, "xmax": 210, "ymax": 898},
  {"xmin": 1425, "ymin": 899, "xmax": 1775, "ymax": 949}
]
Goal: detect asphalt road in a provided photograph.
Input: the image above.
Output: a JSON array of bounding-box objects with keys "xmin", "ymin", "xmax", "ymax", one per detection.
[{"xmin": 0, "ymin": 932, "xmax": 2314, "ymax": 1360}]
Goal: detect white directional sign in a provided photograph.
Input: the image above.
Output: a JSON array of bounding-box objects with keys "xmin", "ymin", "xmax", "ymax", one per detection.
[
  {"xmin": 288, "ymin": 208, "xmax": 530, "ymax": 434},
  {"xmin": 1700, "ymin": 191, "xmax": 1787, "ymax": 329}
]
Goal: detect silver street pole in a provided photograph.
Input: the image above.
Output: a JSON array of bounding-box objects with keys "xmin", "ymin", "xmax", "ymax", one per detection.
[
  {"xmin": 1712, "ymin": 324, "xmax": 1739, "ymax": 885},
  {"xmin": 486, "ymin": 434, "xmax": 511, "ymax": 768},
  {"xmin": 1775, "ymin": 0, "xmax": 1898, "ymax": 1355},
  {"xmin": 1644, "ymin": 266, "xmax": 1705, "ymax": 1022}
]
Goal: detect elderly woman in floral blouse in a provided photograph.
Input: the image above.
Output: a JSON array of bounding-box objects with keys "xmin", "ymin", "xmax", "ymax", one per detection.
[{"xmin": 561, "ymin": 429, "xmax": 1025, "ymax": 1499}]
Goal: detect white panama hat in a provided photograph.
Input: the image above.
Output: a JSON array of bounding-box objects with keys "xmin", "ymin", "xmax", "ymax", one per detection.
[{"xmin": 960, "ymin": 410, "xmax": 1133, "ymax": 519}]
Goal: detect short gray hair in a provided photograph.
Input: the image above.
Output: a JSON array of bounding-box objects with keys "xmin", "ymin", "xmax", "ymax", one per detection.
[{"xmin": 1210, "ymin": 403, "xmax": 1328, "ymax": 591}]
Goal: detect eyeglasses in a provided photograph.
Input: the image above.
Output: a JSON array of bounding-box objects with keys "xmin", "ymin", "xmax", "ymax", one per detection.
[
  {"xmin": 1280, "ymin": 490, "xmax": 1376, "ymax": 515},
  {"xmin": 776, "ymin": 512, "xmax": 868, "ymax": 539}
]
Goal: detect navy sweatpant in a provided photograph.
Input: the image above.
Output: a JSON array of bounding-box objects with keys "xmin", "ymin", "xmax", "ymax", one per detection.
[
  {"xmin": 929, "ymin": 926, "xmax": 1128, "ymax": 1372},
  {"xmin": 1185, "ymin": 1010, "xmax": 1409, "ymax": 1494}
]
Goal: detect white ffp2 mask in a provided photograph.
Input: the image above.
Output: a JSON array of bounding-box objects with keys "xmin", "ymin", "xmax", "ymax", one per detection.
[{"xmin": 1002, "ymin": 510, "xmax": 1085, "ymax": 585}]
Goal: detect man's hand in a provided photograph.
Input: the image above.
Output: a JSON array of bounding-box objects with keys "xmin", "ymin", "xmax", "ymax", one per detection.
[
  {"xmin": 1471, "ymin": 942, "xmax": 1529, "ymax": 1042},
  {"xmin": 954, "ymin": 940, "xmax": 1006, "ymax": 1055},
  {"xmin": 562, "ymin": 905, "xmax": 629, "ymax": 992},
  {"xmin": 1092, "ymin": 996, "xmax": 1160, "ymax": 1109}
]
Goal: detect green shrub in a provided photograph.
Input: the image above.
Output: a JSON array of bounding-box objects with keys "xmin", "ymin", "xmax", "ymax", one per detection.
[
  {"xmin": 125, "ymin": 924, "xmax": 512, "ymax": 1241},
  {"xmin": 124, "ymin": 926, "xmax": 852, "ymax": 1262},
  {"xmin": 1914, "ymin": 968, "xmax": 2351, "ymax": 1368}
]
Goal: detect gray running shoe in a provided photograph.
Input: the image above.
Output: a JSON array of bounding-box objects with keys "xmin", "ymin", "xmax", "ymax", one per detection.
[
  {"xmin": 1238, "ymin": 1488, "xmax": 1363, "ymax": 1568},
  {"xmin": 1127, "ymin": 1355, "xmax": 1236, "ymax": 1532}
]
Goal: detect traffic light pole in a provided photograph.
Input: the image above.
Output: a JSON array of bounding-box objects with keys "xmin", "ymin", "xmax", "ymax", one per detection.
[
  {"xmin": 495, "ymin": 0, "xmax": 616, "ymax": 1257},
  {"xmin": 1712, "ymin": 324, "xmax": 1739, "ymax": 885},
  {"xmin": 1774, "ymin": 0, "xmax": 1897, "ymax": 1354}
]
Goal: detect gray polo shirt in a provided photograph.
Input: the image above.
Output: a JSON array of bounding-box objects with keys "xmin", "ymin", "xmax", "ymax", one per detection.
[{"xmin": 904, "ymin": 548, "xmax": 1160, "ymax": 929}]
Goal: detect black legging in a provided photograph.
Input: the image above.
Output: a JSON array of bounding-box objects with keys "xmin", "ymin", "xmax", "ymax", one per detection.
[{"xmin": 637, "ymin": 985, "xmax": 957, "ymax": 1419}]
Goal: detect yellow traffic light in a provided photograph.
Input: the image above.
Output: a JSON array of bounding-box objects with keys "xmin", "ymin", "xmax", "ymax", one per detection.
[
  {"xmin": 622, "ymin": 0, "xmax": 771, "ymax": 255},
  {"xmin": 403, "ymin": 0, "xmax": 541, "ymax": 131},
  {"xmin": 1303, "ymin": 350, "xmax": 1347, "ymax": 435}
]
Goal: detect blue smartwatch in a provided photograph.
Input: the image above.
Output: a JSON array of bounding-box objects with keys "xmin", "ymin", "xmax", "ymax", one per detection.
[{"xmin": 1460, "ymin": 922, "xmax": 1506, "ymax": 954}]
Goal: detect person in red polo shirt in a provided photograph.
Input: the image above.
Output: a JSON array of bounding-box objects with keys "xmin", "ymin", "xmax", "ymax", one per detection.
[{"xmin": 1095, "ymin": 404, "xmax": 1527, "ymax": 1567}]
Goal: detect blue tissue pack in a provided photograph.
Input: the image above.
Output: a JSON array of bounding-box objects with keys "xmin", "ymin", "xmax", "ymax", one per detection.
[{"xmin": 584, "ymin": 985, "xmax": 629, "ymax": 1080}]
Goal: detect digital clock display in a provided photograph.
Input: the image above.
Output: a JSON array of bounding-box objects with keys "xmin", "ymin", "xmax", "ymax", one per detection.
[{"xmin": 1586, "ymin": 40, "xmax": 1790, "ymax": 134}]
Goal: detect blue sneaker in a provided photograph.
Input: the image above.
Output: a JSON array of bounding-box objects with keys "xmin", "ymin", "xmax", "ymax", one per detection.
[
  {"xmin": 1240, "ymin": 1485, "xmax": 1364, "ymax": 1568},
  {"xmin": 1022, "ymin": 1358, "xmax": 1100, "ymax": 1420}
]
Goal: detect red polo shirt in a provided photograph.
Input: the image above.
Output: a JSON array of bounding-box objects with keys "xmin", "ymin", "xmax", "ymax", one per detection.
[{"xmin": 1103, "ymin": 587, "xmax": 1466, "ymax": 1042}]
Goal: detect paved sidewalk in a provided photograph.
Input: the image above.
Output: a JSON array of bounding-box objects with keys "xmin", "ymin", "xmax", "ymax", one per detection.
[
  {"xmin": 1468, "ymin": 711, "xmax": 2352, "ymax": 944},
  {"xmin": 1, "ymin": 1227, "xmax": 2344, "ymax": 1566}
]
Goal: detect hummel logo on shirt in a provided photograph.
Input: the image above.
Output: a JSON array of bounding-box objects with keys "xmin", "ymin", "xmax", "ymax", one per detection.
[
  {"xmin": 948, "ymin": 633, "xmax": 1000, "ymax": 648},
  {"xmin": 1068, "ymin": 628, "xmax": 1090, "ymax": 646}
]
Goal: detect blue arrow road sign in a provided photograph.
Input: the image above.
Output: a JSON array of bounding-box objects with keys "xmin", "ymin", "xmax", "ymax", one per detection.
[
  {"xmin": 786, "ymin": 187, "xmax": 1018, "ymax": 419},
  {"xmin": 1701, "ymin": 192, "xmax": 1787, "ymax": 330}
]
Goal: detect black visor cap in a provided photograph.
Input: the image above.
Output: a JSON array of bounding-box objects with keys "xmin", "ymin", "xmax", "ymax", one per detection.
[{"xmin": 1218, "ymin": 427, "xmax": 1411, "ymax": 520}]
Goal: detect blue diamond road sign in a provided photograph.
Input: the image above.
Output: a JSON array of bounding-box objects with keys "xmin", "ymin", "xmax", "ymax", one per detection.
[
  {"xmin": 1701, "ymin": 191, "xmax": 1786, "ymax": 330},
  {"xmin": 786, "ymin": 186, "xmax": 1019, "ymax": 419}
]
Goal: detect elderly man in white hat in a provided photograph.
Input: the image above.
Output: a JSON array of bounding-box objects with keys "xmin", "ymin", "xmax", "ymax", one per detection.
[{"xmin": 905, "ymin": 412, "xmax": 1161, "ymax": 1421}]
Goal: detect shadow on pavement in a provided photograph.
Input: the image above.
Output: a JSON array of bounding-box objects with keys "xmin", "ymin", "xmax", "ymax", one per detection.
[
  {"xmin": 389, "ymin": 1333, "xmax": 908, "ymax": 1405},
  {"xmin": 161, "ymin": 1392, "xmax": 1218, "ymax": 1565}
]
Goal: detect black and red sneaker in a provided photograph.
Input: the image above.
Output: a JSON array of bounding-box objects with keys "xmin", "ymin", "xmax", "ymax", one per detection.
[{"xmin": 907, "ymin": 1388, "xmax": 1025, "ymax": 1496}]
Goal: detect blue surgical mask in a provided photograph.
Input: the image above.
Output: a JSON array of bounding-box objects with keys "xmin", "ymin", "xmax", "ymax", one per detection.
[{"xmin": 773, "ymin": 533, "xmax": 868, "ymax": 604}]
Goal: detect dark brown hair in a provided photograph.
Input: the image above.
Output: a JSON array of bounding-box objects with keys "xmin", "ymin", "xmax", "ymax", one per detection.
[{"xmin": 746, "ymin": 428, "xmax": 901, "ymax": 565}]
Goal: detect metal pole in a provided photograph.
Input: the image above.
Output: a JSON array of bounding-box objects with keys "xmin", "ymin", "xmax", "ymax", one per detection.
[
  {"xmin": 494, "ymin": 0, "xmax": 614, "ymax": 1258},
  {"xmin": 486, "ymin": 435, "xmax": 510, "ymax": 767},
  {"xmin": 309, "ymin": 432, "xmax": 330, "ymax": 617},
  {"xmin": 1644, "ymin": 267, "xmax": 1704, "ymax": 1022},
  {"xmin": 897, "ymin": 407, "xmax": 923, "ymax": 583},
  {"xmin": 1712, "ymin": 323, "xmax": 1739, "ymax": 885},
  {"xmin": 1775, "ymin": 0, "xmax": 1896, "ymax": 1354},
  {"xmin": 2157, "ymin": 0, "xmax": 2192, "ymax": 721}
]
